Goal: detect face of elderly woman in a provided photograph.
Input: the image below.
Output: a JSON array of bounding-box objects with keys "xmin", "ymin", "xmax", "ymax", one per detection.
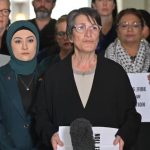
[
  {"xmin": 11, "ymin": 29, "xmax": 37, "ymax": 61},
  {"xmin": 117, "ymin": 14, "xmax": 143, "ymax": 44},
  {"xmin": 71, "ymin": 14, "xmax": 100, "ymax": 53}
]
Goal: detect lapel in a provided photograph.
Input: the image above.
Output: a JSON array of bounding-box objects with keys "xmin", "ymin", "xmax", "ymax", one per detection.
[{"xmin": 3, "ymin": 65, "xmax": 26, "ymax": 120}]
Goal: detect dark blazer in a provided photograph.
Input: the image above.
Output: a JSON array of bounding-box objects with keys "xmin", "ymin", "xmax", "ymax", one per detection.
[
  {"xmin": 0, "ymin": 64, "xmax": 37, "ymax": 150},
  {"xmin": 35, "ymin": 54, "xmax": 141, "ymax": 149}
]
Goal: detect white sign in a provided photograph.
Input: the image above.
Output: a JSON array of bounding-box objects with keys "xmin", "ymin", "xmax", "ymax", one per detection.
[
  {"xmin": 128, "ymin": 73, "xmax": 150, "ymax": 122},
  {"xmin": 58, "ymin": 126, "xmax": 119, "ymax": 150}
]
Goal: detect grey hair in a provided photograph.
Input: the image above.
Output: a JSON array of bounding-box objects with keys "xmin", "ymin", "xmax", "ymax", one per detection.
[{"xmin": 66, "ymin": 7, "xmax": 101, "ymax": 38}]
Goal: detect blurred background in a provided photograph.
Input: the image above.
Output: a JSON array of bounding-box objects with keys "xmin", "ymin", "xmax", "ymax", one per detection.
[{"xmin": 10, "ymin": 0, "xmax": 150, "ymax": 22}]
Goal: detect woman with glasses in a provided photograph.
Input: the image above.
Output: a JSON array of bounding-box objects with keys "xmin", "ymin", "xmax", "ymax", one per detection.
[
  {"xmin": 92, "ymin": 0, "xmax": 118, "ymax": 55},
  {"xmin": 0, "ymin": 0, "xmax": 10, "ymax": 55},
  {"xmin": 105, "ymin": 8, "xmax": 150, "ymax": 73},
  {"xmin": 35, "ymin": 7, "xmax": 141, "ymax": 150},
  {"xmin": 39, "ymin": 15, "xmax": 73, "ymax": 75},
  {"xmin": 55, "ymin": 15, "xmax": 73, "ymax": 60},
  {"xmin": 105, "ymin": 8, "xmax": 150, "ymax": 150}
]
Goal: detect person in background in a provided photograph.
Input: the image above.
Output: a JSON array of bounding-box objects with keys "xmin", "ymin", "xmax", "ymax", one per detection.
[
  {"xmin": 55, "ymin": 15, "xmax": 73, "ymax": 60},
  {"xmin": 39, "ymin": 14, "xmax": 73, "ymax": 75},
  {"xmin": 34, "ymin": 7, "xmax": 141, "ymax": 150},
  {"xmin": 0, "ymin": 20, "xmax": 41, "ymax": 149},
  {"xmin": 105, "ymin": 8, "xmax": 150, "ymax": 150},
  {"xmin": 92, "ymin": 0, "xmax": 118, "ymax": 54},
  {"xmin": 139, "ymin": 9, "xmax": 150, "ymax": 43},
  {"xmin": 30, "ymin": 0, "xmax": 58, "ymax": 62},
  {"xmin": 105, "ymin": 8, "xmax": 150, "ymax": 72},
  {"xmin": 0, "ymin": 0, "xmax": 10, "ymax": 55}
]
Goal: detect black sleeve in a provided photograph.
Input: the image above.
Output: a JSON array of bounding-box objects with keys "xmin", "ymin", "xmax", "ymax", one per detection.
[{"xmin": 34, "ymin": 74, "xmax": 58, "ymax": 147}]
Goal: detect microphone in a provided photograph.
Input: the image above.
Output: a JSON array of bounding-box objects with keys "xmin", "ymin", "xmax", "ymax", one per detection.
[{"xmin": 70, "ymin": 118, "xmax": 95, "ymax": 150}]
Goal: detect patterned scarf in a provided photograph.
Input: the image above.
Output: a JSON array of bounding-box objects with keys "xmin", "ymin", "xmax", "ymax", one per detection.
[{"xmin": 105, "ymin": 39, "xmax": 150, "ymax": 73}]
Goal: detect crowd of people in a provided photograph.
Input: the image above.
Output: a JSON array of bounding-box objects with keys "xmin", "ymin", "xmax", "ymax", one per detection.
[{"xmin": 0, "ymin": 0, "xmax": 150, "ymax": 150}]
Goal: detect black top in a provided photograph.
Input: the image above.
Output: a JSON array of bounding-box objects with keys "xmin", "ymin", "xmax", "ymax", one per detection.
[
  {"xmin": 29, "ymin": 18, "xmax": 57, "ymax": 51},
  {"xmin": 96, "ymin": 24, "xmax": 117, "ymax": 55},
  {"xmin": 35, "ymin": 54, "xmax": 141, "ymax": 149},
  {"xmin": 0, "ymin": 30, "xmax": 9, "ymax": 55},
  {"xmin": 17, "ymin": 73, "xmax": 35, "ymax": 113}
]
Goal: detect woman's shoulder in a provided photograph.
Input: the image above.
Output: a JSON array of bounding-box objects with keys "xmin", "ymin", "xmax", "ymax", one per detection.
[
  {"xmin": 0, "ymin": 63, "xmax": 11, "ymax": 73},
  {"xmin": 142, "ymin": 39, "xmax": 150, "ymax": 51},
  {"xmin": 43, "ymin": 54, "xmax": 72, "ymax": 78},
  {"xmin": 98, "ymin": 54, "xmax": 127, "ymax": 73},
  {"xmin": 0, "ymin": 64, "xmax": 14, "ymax": 81},
  {"xmin": 105, "ymin": 39, "xmax": 117, "ymax": 53}
]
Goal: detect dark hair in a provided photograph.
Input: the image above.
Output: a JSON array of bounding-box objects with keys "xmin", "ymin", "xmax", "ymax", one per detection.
[
  {"xmin": 116, "ymin": 8, "xmax": 144, "ymax": 28},
  {"xmin": 92, "ymin": 0, "xmax": 118, "ymax": 20},
  {"xmin": 139, "ymin": 9, "xmax": 150, "ymax": 28},
  {"xmin": 67, "ymin": 7, "xmax": 101, "ymax": 38},
  {"xmin": 139, "ymin": 9, "xmax": 150, "ymax": 42}
]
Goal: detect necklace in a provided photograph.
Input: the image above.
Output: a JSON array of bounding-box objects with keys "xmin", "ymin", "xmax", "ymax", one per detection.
[
  {"xmin": 73, "ymin": 67, "xmax": 96, "ymax": 76},
  {"xmin": 17, "ymin": 74, "xmax": 34, "ymax": 91}
]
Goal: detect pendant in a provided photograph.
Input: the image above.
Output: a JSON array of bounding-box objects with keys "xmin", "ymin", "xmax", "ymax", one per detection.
[{"xmin": 26, "ymin": 87, "xmax": 30, "ymax": 91}]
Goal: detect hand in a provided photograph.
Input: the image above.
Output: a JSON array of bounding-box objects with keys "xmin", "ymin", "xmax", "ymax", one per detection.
[
  {"xmin": 113, "ymin": 135, "xmax": 124, "ymax": 150},
  {"xmin": 51, "ymin": 132, "xmax": 64, "ymax": 150}
]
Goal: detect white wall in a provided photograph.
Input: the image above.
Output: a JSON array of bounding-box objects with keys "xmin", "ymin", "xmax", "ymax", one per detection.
[
  {"xmin": 11, "ymin": 0, "xmax": 150, "ymax": 22},
  {"xmin": 51, "ymin": 0, "xmax": 90, "ymax": 19},
  {"xmin": 122, "ymin": 0, "xmax": 145, "ymax": 10},
  {"xmin": 30, "ymin": 0, "xmax": 90, "ymax": 19}
]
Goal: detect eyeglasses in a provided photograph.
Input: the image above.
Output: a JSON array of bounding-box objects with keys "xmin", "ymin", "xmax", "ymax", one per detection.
[
  {"xmin": 118, "ymin": 22, "xmax": 142, "ymax": 30},
  {"xmin": 0, "ymin": 9, "xmax": 10, "ymax": 17},
  {"xmin": 73, "ymin": 23, "xmax": 102, "ymax": 34},
  {"xmin": 56, "ymin": 31, "xmax": 67, "ymax": 38}
]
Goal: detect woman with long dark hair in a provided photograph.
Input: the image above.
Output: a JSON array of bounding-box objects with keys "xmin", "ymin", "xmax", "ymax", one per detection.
[{"xmin": 92, "ymin": 0, "xmax": 118, "ymax": 54}]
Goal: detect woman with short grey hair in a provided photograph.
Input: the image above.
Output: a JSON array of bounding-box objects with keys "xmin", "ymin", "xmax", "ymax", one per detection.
[{"xmin": 35, "ymin": 7, "xmax": 141, "ymax": 150}]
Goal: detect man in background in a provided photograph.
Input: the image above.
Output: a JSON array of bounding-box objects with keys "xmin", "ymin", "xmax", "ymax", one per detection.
[{"xmin": 30, "ymin": 0, "xmax": 57, "ymax": 55}]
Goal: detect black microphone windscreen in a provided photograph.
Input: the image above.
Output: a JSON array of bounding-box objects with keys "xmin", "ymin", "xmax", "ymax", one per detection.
[{"xmin": 70, "ymin": 118, "xmax": 95, "ymax": 150}]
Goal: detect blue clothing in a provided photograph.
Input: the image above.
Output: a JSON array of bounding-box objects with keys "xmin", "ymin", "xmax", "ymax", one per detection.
[
  {"xmin": 96, "ymin": 24, "xmax": 117, "ymax": 55},
  {"xmin": 0, "ymin": 20, "xmax": 41, "ymax": 150},
  {"xmin": 0, "ymin": 64, "xmax": 37, "ymax": 150}
]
